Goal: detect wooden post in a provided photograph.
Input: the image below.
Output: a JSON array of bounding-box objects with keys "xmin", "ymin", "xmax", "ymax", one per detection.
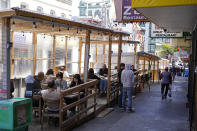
[
  {"xmin": 153, "ymin": 59, "xmax": 155, "ymax": 83},
  {"xmin": 134, "ymin": 43, "xmax": 137, "ymax": 69},
  {"xmin": 10, "ymin": 31, "xmax": 14, "ymax": 78},
  {"xmin": 52, "ymin": 35, "xmax": 56, "ymax": 72},
  {"xmin": 157, "ymin": 60, "xmax": 160, "ymax": 83},
  {"xmin": 79, "ymin": 37, "xmax": 82, "ymax": 74},
  {"xmin": 65, "ymin": 36, "xmax": 68, "ymax": 70},
  {"xmin": 96, "ymin": 44, "xmax": 98, "ymax": 63},
  {"xmin": 32, "ymin": 32, "xmax": 37, "ymax": 75},
  {"xmin": 143, "ymin": 57, "xmax": 145, "ymax": 88},
  {"xmin": 117, "ymin": 34, "xmax": 122, "ymax": 71},
  {"xmin": 103, "ymin": 43, "xmax": 106, "ymax": 64},
  {"xmin": 107, "ymin": 33, "xmax": 112, "ymax": 105},
  {"xmin": 83, "ymin": 30, "xmax": 90, "ymax": 82}
]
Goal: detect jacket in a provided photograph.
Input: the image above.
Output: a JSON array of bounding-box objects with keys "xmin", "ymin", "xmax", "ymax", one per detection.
[
  {"xmin": 121, "ymin": 64, "xmax": 134, "ymax": 88},
  {"xmin": 161, "ymin": 71, "xmax": 172, "ymax": 84}
]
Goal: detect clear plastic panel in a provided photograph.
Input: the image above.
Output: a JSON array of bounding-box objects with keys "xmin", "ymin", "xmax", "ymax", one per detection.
[
  {"xmin": 37, "ymin": 34, "xmax": 53, "ymax": 59},
  {"xmin": 55, "ymin": 36, "xmax": 65, "ymax": 66},
  {"xmin": 14, "ymin": 32, "xmax": 33, "ymax": 58},
  {"xmin": 36, "ymin": 59, "xmax": 52, "ymax": 75},
  {"xmin": 13, "ymin": 60, "xmax": 33, "ymax": 78}
]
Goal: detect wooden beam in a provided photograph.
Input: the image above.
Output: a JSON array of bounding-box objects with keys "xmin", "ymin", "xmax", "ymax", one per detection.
[
  {"xmin": 103, "ymin": 44, "xmax": 106, "ymax": 63},
  {"xmin": 117, "ymin": 34, "xmax": 122, "ymax": 71},
  {"xmin": 79, "ymin": 37, "xmax": 82, "ymax": 74},
  {"xmin": 10, "ymin": 31, "xmax": 14, "ymax": 78},
  {"xmin": 143, "ymin": 57, "xmax": 145, "ymax": 88},
  {"xmin": 96, "ymin": 44, "xmax": 98, "ymax": 63},
  {"xmin": 52, "ymin": 35, "xmax": 56, "ymax": 72},
  {"xmin": 65, "ymin": 36, "xmax": 68, "ymax": 70},
  {"xmin": 107, "ymin": 33, "xmax": 112, "ymax": 105},
  {"xmin": 32, "ymin": 32, "xmax": 37, "ymax": 75},
  {"xmin": 83, "ymin": 30, "xmax": 90, "ymax": 82},
  {"xmin": 134, "ymin": 43, "xmax": 137, "ymax": 69}
]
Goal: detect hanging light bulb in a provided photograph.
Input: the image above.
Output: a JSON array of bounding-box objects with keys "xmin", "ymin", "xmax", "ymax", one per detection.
[
  {"xmin": 33, "ymin": 22, "xmax": 37, "ymax": 29},
  {"xmin": 12, "ymin": 20, "xmax": 15, "ymax": 27},
  {"xmin": 67, "ymin": 24, "xmax": 70, "ymax": 30},
  {"xmin": 76, "ymin": 28, "xmax": 79, "ymax": 34},
  {"xmin": 52, "ymin": 23, "xmax": 55, "ymax": 31},
  {"xmin": 22, "ymin": 31, "xmax": 24, "ymax": 36}
]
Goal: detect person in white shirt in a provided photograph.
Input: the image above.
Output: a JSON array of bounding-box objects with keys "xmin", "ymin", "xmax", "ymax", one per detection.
[{"xmin": 42, "ymin": 80, "xmax": 60, "ymax": 113}]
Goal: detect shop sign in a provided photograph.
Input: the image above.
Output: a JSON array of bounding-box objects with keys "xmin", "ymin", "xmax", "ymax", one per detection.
[
  {"xmin": 122, "ymin": 0, "xmax": 148, "ymax": 22},
  {"xmin": 151, "ymin": 24, "xmax": 183, "ymax": 38}
]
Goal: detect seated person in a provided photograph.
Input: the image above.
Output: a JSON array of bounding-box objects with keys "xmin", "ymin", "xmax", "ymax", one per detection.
[
  {"xmin": 25, "ymin": 72, "xmax": 44, "ymax": 107},
  {"xmin": 70, "ymin": 74, "xmax": 84, "ymax": 87},
  {"xmin": 65, "ymin": 74, "xmax": 84, "ymax": 114},
  {"xmin": 99, "ymin": 64, "xmax": 108, "ymax": 77},
  {"xmin": 59, "ymin": 66, "xmax": 69, "ymax": 78},
  {"xmin": 42, "ymin": 80, "xmax": 60, "ymax": 113},
  {"xmin": 88, "ymin": 68, "xmax": 100, "ymax": 90},
  {"xmin": 88, "ymin": 68, "xmax": 101, "ymax": 80},
  {"xmin": 45, "ymin": 69, "xmax": 55, "ymax": 83},
  {"xmin": 33, "ymin": 72, "xmax": 44, "ymax": 93},
  {"xmin": 55, "ymin": 72, "xmax": 68, "ymax": 90}
]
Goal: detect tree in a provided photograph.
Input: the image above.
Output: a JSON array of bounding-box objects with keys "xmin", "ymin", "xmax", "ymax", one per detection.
[{"xmin": 158, "ymin": 43, "xmax": 173, "ymax": 58}]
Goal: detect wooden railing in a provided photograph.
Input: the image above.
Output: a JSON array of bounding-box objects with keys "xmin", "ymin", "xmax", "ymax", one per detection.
[
  {"xmin": 108, "ymin": 73, "xmax": 119, "ymax": 103},
  {"xmin": 59, "ymin": 79, "xmax": 98, "ymax": 131}
]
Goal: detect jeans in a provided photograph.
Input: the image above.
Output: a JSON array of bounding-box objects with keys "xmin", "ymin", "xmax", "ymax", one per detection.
[
  {"xmin": 118, "ymin": 85, "xmax": 123, "ymax": 107},
  {"xmin": 99, "ymin": 79, "xmax": 107, "ymax": 93},
  {"xmin": 122, "ymin": 87, "xmax": 133, "ymax": 110},
  {"xmin": 161, "ymin": 84, "xmax": 169, "ymax": 97}
]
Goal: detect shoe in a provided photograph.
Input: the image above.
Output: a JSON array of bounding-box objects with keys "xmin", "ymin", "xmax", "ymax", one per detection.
[
  {"xmin": 162, "ymin": 95, "xmax": 165, "ymax": 100},
  {"xmin": 121, "ymin": 107, "xmax": 126, "ymax": 112},
  {"xmin": 127, "ymin": 108, "xmax": 135, "ymax": 113}
]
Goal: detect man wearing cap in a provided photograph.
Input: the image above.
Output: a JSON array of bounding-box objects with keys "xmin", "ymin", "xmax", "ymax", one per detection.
[{"xmin": 160, "ymin": 67, "xmax": 172, "ymax": 99}]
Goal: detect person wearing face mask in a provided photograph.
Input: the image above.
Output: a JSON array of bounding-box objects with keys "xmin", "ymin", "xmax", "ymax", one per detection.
[{"xmin": 55, "ymin": 72, "xmax": 68, "ymax": 90}]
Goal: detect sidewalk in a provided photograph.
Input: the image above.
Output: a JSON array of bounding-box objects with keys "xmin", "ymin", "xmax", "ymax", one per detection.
[{"xmin": 73, "ymin": 76, "xmax": 189, "ymax": 131}]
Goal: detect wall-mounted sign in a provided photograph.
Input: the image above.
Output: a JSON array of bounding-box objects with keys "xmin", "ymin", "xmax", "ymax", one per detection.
[
  {"xmin": 114, "ymin": 0, "xmax": 149, "ymax": 22},
  {"xmin": 122, "ymin": 0, "xmax": 148, "ymax": 22},
  {"xmin": 151, "ymin": 24, "xmax": 183, "ymax": 38}
]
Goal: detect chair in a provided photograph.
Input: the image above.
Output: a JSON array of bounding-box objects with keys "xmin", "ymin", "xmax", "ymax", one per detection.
[
  {"xmin": 41, "ymin": 99, "xmax": 60, "ymax": 129},
  {"xmin": 32, "ymin": 95, "xmax": 42, "ymax": 123}
]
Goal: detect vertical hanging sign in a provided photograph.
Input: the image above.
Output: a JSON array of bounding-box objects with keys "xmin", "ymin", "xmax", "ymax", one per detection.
[{"xmin": 122, "ymin": 0, "xmax": 148, "ymax": 22}]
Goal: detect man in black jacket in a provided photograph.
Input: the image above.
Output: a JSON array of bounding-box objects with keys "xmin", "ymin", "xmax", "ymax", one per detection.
[
  {"xmin": 118, "ymin": 63, "xmax": 125, "ymax": 107},
  {"xmin": 99, "ymin": 64, "xmax": 108, "ymax": 77}
]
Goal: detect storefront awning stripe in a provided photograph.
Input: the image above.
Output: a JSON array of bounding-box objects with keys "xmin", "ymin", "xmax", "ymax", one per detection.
[{"xmin": 132, "ymin": 0, "xmax": 197, "ymax": 8}]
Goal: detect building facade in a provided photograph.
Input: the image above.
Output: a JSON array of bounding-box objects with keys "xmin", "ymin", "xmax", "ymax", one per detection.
[
  {"xmin": 78, "ymin": 0, "xmax": 114, "ymax": 27},
  {"xmin": 0, "ymin": 0, "xmax": 72, "ymax": 19}
]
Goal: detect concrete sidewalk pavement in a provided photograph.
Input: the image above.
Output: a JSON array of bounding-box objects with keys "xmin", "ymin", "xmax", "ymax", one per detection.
[{"xmin": 73, "ymin": 76, "xmax": 189, "ymax": 131}]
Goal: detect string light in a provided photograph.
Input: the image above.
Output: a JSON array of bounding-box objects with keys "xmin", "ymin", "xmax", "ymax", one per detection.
[
  {"xmin": 67, "ymin": 24, "xmax": 70, "ymax": 30},
  {"xmin": 33, "ymin": 22, "xmax": 37, "ymax": 29},
  {"xmin": 12, "ymin": 20, "xmax": 15, "ymax": 27},
  {"xmin": 52, "ymin": 23, "xmax": 55, "ymax": 31}
]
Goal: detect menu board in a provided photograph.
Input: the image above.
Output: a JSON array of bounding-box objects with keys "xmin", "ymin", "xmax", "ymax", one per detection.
[{"xmin": 16, "ymin": 106, "xmax": 26, "ymax": 126}]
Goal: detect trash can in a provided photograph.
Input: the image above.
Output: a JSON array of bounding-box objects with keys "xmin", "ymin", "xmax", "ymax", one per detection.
[{"xmin": 0, "ymin": 98, "xmax": 32, "ymax": 131}]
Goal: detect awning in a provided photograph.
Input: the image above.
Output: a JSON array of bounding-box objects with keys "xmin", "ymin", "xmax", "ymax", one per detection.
[{"xmin": 132, "ymin": 0, "xmax": 197, "ymax": 32}]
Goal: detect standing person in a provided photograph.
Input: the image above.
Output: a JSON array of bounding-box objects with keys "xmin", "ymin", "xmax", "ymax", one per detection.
[
  {"xmin": 121, "ymin": 63, "xmax": 135, "ymax": 112},
  {"xmin": 160, "ymin": 67, "xmax": 172, "ymax": 99},
  {"xmin": 171, "ymin": 66, "xmax": 176, "ymax": 81},
  {"xmin": 55, "ymin": 72, "xmax": 68, "ymax": 90},
  {"xmin": 118, "ymin": 63, "xmax": 125, "ymax": 108}
]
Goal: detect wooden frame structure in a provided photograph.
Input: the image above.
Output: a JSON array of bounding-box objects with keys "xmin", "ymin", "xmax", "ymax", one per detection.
[
  {"xmin": 0, "ymin": 8, "xmax": 142, "ymax": 130},
  {"xmin": 137, "ymin": 52, "xmax": 160, "ymax": 84}
]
